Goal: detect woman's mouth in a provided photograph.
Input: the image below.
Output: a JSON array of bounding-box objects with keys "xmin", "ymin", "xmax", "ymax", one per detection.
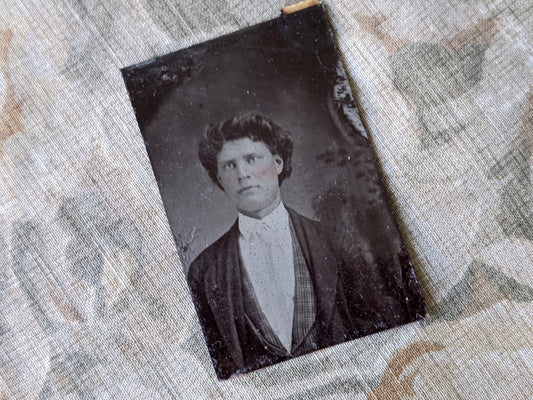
[{"xmin": 238, "ymin": 185, "xmax": 259, "ymax": 194}]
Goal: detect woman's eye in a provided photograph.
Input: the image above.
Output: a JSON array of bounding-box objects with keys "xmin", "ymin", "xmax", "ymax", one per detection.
[
  {"xmin": 224, "ymin": 162, "xmax": 235, "ymax": 170},
  {"xmin": 247, "ymin": 156, "xmax": 256, "ymax": 163}
]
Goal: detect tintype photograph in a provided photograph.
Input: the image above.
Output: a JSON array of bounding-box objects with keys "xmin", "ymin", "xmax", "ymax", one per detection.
[{"xmin": 122, "ymin": 4, "xmax": 428, "ymax": 379}]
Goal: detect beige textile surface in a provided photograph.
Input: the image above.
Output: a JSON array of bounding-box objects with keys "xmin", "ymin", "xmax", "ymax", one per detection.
[{"xmin": 1, "ymin": 0, "xmax": 532, "ymax": 399}]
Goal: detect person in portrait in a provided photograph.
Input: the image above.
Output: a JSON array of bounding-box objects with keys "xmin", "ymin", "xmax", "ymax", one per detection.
[{"xmin": 187, "ymin": 112, "xmax": 414, "ymax": 379}]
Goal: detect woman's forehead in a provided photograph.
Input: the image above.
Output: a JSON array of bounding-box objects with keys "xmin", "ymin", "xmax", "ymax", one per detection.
[{"xmin": 217, "ymin": 138, "xmax": 273, "ymax": 162}]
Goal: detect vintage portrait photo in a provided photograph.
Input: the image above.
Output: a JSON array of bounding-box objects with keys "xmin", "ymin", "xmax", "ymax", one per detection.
[{"xmin": 122, "ymin": 4, "xmax": 428, "ymax": 379}]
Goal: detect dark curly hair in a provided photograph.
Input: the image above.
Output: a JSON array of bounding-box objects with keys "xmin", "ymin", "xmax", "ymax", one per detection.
[{"xmin": 198, "ymin": 112, "xmax": 294, "ymax": 190}]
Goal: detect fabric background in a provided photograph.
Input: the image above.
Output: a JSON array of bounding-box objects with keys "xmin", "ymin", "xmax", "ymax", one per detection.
[{"xmin": 0, "ymin": 0, "xmax": 532, "ymax": 399}]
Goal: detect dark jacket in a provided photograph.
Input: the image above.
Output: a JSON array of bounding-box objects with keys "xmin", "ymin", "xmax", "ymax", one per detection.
[{"xmin": 187, "ymin": 208, "xmax": 413, "ymax": 379}]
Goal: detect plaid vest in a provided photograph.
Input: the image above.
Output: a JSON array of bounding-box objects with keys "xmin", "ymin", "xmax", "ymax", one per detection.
[{"xmin": 241, "ymin": 218, "xmax": 318, "ymax": 357}]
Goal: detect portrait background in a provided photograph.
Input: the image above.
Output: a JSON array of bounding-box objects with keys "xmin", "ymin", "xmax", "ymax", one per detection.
[{"xmin": 123, "ymin": 6, "xmax": 403, "ymax": 273}]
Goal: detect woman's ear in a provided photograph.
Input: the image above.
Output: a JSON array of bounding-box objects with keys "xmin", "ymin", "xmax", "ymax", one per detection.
[{"xmin": 273, "ymin": 155, "xmax": 284, "ymax": 175}]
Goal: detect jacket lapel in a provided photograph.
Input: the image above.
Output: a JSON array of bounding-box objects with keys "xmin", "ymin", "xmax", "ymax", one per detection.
[
  {"xmin": 204, "ymin": 222, "xmax": 246, "ymax": 370},
  {"xmin": 287, "ymin": 208, "xmax": 338, "ymax": 341},
  {"xmin": 202, "ymin": 209, "xmax": 339, "ymax": 370}
]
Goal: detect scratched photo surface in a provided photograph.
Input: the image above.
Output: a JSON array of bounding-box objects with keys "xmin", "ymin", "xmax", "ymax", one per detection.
[{"xmin": 122, "ymin": 5, "xmax": 427, "ymax": 379}]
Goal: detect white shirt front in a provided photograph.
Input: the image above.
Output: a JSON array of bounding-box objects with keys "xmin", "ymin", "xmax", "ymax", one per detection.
[{"xmin": 238, "ymin": 203, "xmax": 295, "ymax": 352}]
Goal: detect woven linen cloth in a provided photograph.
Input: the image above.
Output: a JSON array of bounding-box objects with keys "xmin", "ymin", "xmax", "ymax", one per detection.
[{"xmin": 1, "ymin": 0, "xmax": 532, "ymax": 399}]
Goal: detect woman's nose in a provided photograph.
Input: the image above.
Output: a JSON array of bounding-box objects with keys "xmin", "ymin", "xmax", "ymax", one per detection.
[{"xmin": 236, "ymin": 162, "xmax": 251, "ymax": 179}]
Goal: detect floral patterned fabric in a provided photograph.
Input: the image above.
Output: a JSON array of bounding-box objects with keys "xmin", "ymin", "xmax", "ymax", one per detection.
[{"xmin": 0, "ymin": 0, "xmax": 532, "ymax": 398}]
